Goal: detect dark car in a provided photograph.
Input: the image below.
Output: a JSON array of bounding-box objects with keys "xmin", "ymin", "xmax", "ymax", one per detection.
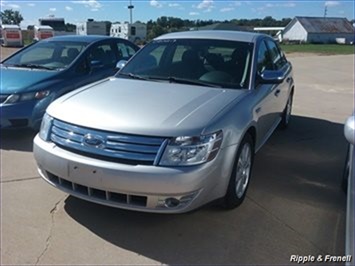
[{"xmin": 0, "ymin": 35, "xmax": 139, "ymax": 129}]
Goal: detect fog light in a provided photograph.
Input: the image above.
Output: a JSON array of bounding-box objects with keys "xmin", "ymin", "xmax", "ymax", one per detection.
[{"xmin": 165, "ymin": 198, "xmax": 180, "ymax": 208}]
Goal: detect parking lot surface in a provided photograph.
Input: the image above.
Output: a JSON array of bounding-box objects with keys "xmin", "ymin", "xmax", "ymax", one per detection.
[{"xmin": 1, "ymin": 48, "xmax": 354, "ymax": 265}]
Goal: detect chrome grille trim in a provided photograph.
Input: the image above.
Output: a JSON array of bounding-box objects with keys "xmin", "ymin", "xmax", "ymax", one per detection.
[{"xmin": 50, "ymin": 119, "xmax": 166, "ymax": 164}]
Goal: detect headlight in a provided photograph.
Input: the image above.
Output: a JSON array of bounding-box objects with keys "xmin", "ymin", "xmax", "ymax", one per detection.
[
  {"xmin": 159, "ymin": 131, "xmax": 223, "ymax": 166},
  {"xmin": 39, "ymin": 113, "xmax": 53, "ymax": 141},
  {"xmin": 3, "ymin": 94, "xmax": 20, "ymax": 104},
  {"xmin": 21, "ymin": 90, "xmax": 50, "ymax": 101},
  {"xmin": 3, "ymin": 90, "xmax": 50, "ymax": 104}
]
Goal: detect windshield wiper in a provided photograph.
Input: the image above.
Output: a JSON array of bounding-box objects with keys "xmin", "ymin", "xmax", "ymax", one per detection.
[
  {"xmin": 118, "ymin": 73, "xmax": 221, "ymax": 88},
  {"xmin": 11, "ymin": 64, "xmax": 56, "ymax": 70},
  {"xmin": 118, "ymin": 72, "xmax": 149, "ymax": 80},
  {"xmin": 148, "ymin": 76, "xmax": 221, "ymax": 88}
]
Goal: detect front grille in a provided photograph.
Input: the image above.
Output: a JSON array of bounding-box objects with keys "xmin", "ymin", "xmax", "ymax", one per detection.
[
  {"xmin": 0, "ymin": 95, "xmax": 9, "ymax": 104},
  {"xmin": 46, "ymin": 172, "xmax": 147, "ymax": 207},
  {"xmin": 50, "ymin": 119, "xmax": 167, "ymax": 165}
]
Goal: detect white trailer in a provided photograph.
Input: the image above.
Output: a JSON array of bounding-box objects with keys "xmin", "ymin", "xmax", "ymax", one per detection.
[
  {"xmin": 77, "ymin": 20, "xmax": 107, "ymax": 36},
  {"xmin": 110, "ymin": 22, "xmax": 146, "ymax": 43},
  {"xmin": 34, "ymin": 25, "xmax": 54, "ymax": 41},
  {"xmin": 0, "ymin": 24, "xmax": 23, "ymax": 47}
]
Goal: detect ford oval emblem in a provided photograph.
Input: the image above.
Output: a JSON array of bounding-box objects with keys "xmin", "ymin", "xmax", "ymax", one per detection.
[{"xmin": 83, "ymin": 134, "xmax": 105, "ymax": 148}]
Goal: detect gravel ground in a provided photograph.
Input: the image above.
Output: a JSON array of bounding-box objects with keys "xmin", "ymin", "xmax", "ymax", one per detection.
[{"xmin": 0, "ymin": 47, "xmax": 20, "ymax": 60}]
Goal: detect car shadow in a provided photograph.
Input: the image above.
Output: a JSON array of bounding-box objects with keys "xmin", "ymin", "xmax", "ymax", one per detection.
[
  {"xmin": 250, "ymin": 114, "xmax": 347, "ymax": 209},
  {"xmin": 63, "ymin": 115, "xmax": 347, "ymax": 265},
  {"xmin": 0, "ymin": 129, "xmax": 36, "ymax": 152}
]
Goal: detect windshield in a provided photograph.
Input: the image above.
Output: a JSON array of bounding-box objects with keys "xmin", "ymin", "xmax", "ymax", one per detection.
[
  {"xmin": 3, "ymin": 41, "xmax": 88, "ymax": 70},
  {"xmin": 119, "ymin": 38, "xmax": 254, "ymax": 89}
]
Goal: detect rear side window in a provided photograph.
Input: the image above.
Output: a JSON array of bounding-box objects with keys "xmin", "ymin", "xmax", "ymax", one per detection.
[{"xmin": 116, "ymin": 42, "xmax": 136, "ymax": 60}]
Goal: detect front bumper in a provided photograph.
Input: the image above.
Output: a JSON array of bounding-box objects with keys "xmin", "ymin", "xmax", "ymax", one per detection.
[
  {"xmin": 33, "ymin": 135, "xmax": 236, "ymax": 213},
  {"xmin": 1, "ymin": 101, "xmax": 35, "ymax": 128},
  {"xmin": 0, "ymin": 100, "xmax": 43, "ymax": 129},
  {"xmin": 0, "ymin": 96, "xmax": 51, "ymax": 129}
]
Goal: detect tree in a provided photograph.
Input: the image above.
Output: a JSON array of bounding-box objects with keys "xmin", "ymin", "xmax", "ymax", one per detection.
[
  {"xmin": 65, "ymin": 23, "xmax": 76, "ymax": 32},
  {"xmin": 147, "ymin": 24, "xmax": 167, "ymax": 40},
  {"xmin": 0, "ymin": 9, "xmax": 24, "ymax": 25},
  {"xmin": 145, "ymin": 16, "xmax": 293, "ymax": 41}
]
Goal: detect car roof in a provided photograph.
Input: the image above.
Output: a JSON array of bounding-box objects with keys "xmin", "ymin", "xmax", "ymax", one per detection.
[
  {"xmin": 155, "ymin": 30, "xmax": 266, "ymax": 43},
  {"xmin": 45, "ymin": 35, "xmax": 115, "ymax": 43}
]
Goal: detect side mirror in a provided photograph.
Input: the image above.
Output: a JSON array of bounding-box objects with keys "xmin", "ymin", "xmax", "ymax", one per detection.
[
  {"xmin": 344, "ymin": 116, "xmax": 355, "ymax": 145},
  {"xmin": 116, "ymin": 60, "xmax": 127, "ymax": 70},
  {"xmin": 258, "ymin": 70, "xmax": 285, "ymax": 84}
]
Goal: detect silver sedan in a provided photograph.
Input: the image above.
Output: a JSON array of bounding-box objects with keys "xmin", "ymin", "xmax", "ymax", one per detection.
[{"xmin": 33, "ymin": 30, "xmax": 295, "ymax": 213}]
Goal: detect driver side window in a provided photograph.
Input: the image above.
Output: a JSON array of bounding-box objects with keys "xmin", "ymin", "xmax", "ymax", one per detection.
[
  {"xmin": 89, "ymin": 43, "xmax": 116, "ymax": 68},
  {"xmin": 76, "ymin": 43, "xmax": 115, "ymax": 74}
]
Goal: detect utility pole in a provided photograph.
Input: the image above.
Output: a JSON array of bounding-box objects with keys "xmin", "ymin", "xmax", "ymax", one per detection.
[
  {"xmin": 128, "ymin": 0, "xmax": 134, "ymax": 24},
  {"xmin": 324, "ymin": 5, "xmax": 328, "ymax": 18}
]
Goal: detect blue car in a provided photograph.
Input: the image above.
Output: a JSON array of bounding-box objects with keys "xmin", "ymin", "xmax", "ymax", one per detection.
[{"xmin": 0, "ymin": 35, "xmax": 139, "ymax": 129}]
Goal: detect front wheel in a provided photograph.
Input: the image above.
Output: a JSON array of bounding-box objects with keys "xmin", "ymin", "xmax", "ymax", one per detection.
[
  {"xmin": 222, "ymin": 133, "xmax": 254, "ymax": 209},
  {"xmin": 280, "ymin": 93, "xmax": 293, "ymax": 129}
]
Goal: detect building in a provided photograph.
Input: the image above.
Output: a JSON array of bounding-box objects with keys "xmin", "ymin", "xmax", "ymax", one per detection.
[
  {"xmin": 282, "ymin": 16, "xmax": 354, "ymax": 44},
  {"xmin": 39, "ymin": 16, "xmax": 75, "ymax": 36},
  {"xmin": 39, "ymin": 16, "xmax": 65, "ymax": 31},
  {"xmin": 77, "ymin": 19, "xmax": 107, "ymax": 36},
  {"xmin": 110, "ymin": 22, "xmax": 146, "ymax": 42},
  {"xmin": 253, "ymin": 27, "xmax": 285, "ymax": 42}
]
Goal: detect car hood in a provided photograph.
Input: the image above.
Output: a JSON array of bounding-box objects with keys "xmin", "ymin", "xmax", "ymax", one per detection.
[
  {"xmin": 48, "ymin": 78, "xmax": 247, "ymax": 136},
  {"xmin": 0, "ymin": 66, "xmax": 58, "ymax": 94}
]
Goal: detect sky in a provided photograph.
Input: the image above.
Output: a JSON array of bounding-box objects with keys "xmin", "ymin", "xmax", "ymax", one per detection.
[{"xmin": 1, "ymin": 0, "xmax": 354, "ymax": 28}]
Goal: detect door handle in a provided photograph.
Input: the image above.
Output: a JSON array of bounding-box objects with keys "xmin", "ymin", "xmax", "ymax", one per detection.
[{"xmin": 274, "ymin": 89, "xmax": 281, "ymax": 97}]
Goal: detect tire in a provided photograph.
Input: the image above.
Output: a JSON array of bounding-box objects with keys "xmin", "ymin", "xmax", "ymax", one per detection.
[
  {"xmin": 280, "ymin": 92, "xmax": 293, "ymax": 129},
  {"xmin": 222, "ymin": 133, "xmax": 254, "ymax": 209}
]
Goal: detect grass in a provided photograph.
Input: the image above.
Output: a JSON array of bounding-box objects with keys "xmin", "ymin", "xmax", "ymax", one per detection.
[
  {"xmin": 280, "ymin": 44, "xmax": 354, "ymax": 55},
  {"xmin": 23, "ymin": 38, "xmax": 33, "ymax": 46}
]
